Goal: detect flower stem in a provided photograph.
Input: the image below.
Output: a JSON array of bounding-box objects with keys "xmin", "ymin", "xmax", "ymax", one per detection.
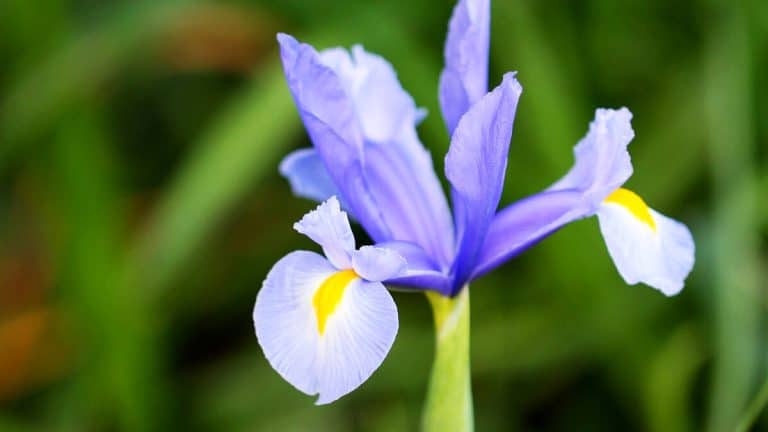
[{"xmin": 423, "ymin": 287, "xmax": 473, "ymax": 432}]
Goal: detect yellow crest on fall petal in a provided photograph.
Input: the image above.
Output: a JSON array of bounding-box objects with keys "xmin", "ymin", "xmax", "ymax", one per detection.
[
  {"xmin": 604, "ymin": 188, "xmax": 657, "ymax": 231},
  {"xmin": 313, "ymin": 269, "xmax": 358, "ymax": 335}
]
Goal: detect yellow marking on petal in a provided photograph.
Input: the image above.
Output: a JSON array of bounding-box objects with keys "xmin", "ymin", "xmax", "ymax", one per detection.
[
  {"xmin": 604, "ymin": 188, "xmax": 657, "ymax": 231},
  {"xmin": 313, "ymin": 269, "xmax": 358, "ymax": 335}
]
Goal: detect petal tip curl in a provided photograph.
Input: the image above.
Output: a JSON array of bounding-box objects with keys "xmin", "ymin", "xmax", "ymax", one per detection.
[{"xmin": 293, "ymin": 196, "xmax": 355, "ymax": 269}]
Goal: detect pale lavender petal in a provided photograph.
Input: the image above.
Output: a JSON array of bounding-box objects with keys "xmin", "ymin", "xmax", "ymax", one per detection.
[
  {"xmin": 278, "ymin": 33, "xmax": 391, "ymax": 242},
  {"xmin": 319, "ymin": 46, "xmax": 425, "ymax": 144},
  {"xmin": 294, "ymin": 197, "xmax": 355, "ymax": 269},
  {"xmin": 318, "ymin": 44, "xmax": 455, "ymax": 266},
  {"xmin": 373, "ymin": 240, "xmax": 453, "ymax": 295},
  {"xmin": 351, "ymin": 246, "xmax": 407, "ymax": 282},
  {"xmin": 446, "ymin": 73, "xmax": 522, "ymax": 291},
  {"xmin": 471, "ymin": 189, "xmax": 585, "ymax": 279},
  {"xmin": 314, "ymin": 278, "xmax": 398, "ymax": 404},
  {"xmin": 362, "ymin": 144, "xmax": 454, "ymax": 265},
  {"xmin": 439, "ymin": 0, "xmax": 490, "ymax": 134},
  {"xmin": 279, "ymin": 148, "xmax": 342, "ymax": 205},
  {"xmin": 375, "ymin": 240, "xmax": 442, "ymax": 272},
  {"xmin": 386, "ymin": 272, "xmax": 452, "ymax": 294},
  {"xmin": 253, "ymin": 251, "xmax": 398, "ymax": 405},
  {"xmin": 548, "ymin": 108, "xmax": 635, "ymax": 211},
  {"xmin": 253, "ymin": 251, "xmax": 336, "ymax": 397}
]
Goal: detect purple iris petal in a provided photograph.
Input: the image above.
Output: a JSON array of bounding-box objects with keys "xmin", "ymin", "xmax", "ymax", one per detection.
[
  {"xmin": 279, "ymin": 34, "xmax": 455, "ymax": 266},
  {"xmin": 279, "ymin": 29, "xmax": 652, "ymax": 298},
  {"xmin": 470, "ymin": 189, "xmax": 584, "ymax": 279},
  {"xmin": 351, "ymin": 246, "xmax": 407, "ymax": 282},
  {"xmin": 439, "ymin": 0, "xmax": 490, "ymax": 134},
  {"xmin": 445, "ymin": 73, "xmax": 522, "ymax": 292},
  {"xmin": 278, "ymin": 33, "xmax": 391, "ymax": 242},
  {"xmin": 548, "ymin": 108, "xmax": 634, "ymax": 208},
  {"xmin": 472, "ymin": 108, "xmax": 636, "ymax": 280},
  {"xmin": 374, "ymin": 240, "xmax": 453, "ymax": 294},
  {"xmin": 318, "ymin": 44, "xmax": 455, "ymax": 266},
  {"xmin": 279, "ymin": 148, "xmax": 344, "ymax": 207}
]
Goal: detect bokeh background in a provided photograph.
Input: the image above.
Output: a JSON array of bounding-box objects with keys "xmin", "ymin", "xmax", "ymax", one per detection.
[{"xmin": 1, "ymin": 0, "xmax": 766, "ymax": 430}]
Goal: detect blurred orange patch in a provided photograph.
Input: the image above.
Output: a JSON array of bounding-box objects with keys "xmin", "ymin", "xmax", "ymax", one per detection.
[
  {"xmin": 0, "ymin": 308, "xmax": 72, "ymax": 403},
  {"xmin": 162, "ymin": 5, "xmax": 278, "ymax": 73}
]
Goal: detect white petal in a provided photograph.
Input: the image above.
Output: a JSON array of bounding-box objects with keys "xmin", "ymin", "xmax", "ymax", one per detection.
[
  {"xmin": 253, "ymin": 251, "xmax": 398, "ymax": 404},
  {"xmin": 596, "ymin": 195, "xmax": 695, "ymax": 296}
]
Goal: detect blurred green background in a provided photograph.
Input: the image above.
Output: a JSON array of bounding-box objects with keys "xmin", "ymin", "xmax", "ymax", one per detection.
[{"xmin": 0, "ymin": 0, "xmax": 766, "ymax": 430}]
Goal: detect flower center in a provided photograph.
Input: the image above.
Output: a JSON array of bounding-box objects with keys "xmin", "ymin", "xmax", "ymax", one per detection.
[
  {"xmin": 313, "ymin": 269, "xmax": 358, "ymax": 335},
  {"xmin": 604, "ymin": 188, "xmax": 657, "ymax": 231}
]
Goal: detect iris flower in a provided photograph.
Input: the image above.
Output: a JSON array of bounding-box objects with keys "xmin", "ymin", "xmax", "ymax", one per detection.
[{"xmin": 254, "ymin": 0, "xmax": 694, "ymax": 410}]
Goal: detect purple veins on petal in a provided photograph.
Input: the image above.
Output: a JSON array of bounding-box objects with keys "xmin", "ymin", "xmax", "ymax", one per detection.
[
  {"xmin": 318, "ymin": 44, "xmax": 455, "ymax": 266},
  {"xmin": 254, "ymin": 251, "xmax": 399, "ymax": 405},
  {"xmin": 279, "ymin": 33, "xmax": 455, "ymax": 266}
]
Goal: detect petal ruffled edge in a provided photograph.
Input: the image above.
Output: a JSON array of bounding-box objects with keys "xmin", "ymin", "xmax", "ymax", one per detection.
[
  {"xmin": 548, "ymin": 107, "xmax": 635, "ymax": 210},
  {"xmin": 294, "ymin": 196, "xmax": 355, "ymax": 269},
  {"xmin": 254, "ymin": 250, "xmax": 399, "ymax": 404}
]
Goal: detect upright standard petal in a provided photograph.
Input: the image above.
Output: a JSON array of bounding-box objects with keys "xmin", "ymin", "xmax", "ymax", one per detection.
[
  {"xmin": 445, "ymin": 73, "xmax": 522, "ymax": 292},
  {"xmin": 254, "ymin": 251, "xmax": 398, "ymax": 404},
  {"xmin": 473, "ymin": 108, "xmax": 636, "ymax": 279},
  {"xmin": 318, "ymin": 45, "xmax": 455, "ymax": 266},
  {"xmin": 294, "ymin": 196, "xmax": 355, "ymax": 269},
  {"xmin": 278, "ymin": 33, "xmax": 391, "ymax": 242},
  {"xmin": 439, "ymin": 0, "xmax": 490, "ymax": 134},
  {"xmin": 279, "ymin": 148, "xmax": 343, "ymax": 205},
  {"xmin": 596, "ymin": 188, "xmax": 695, "ymax": 295},
  {"xmin": 319, "ymin": 46, "xmax": 426, "ymax": 144}
]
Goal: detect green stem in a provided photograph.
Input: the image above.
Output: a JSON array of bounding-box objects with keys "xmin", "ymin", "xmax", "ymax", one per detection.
[{"xmin": 423, "ymin": 287, "xmax": 473, "ymax": 432}]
